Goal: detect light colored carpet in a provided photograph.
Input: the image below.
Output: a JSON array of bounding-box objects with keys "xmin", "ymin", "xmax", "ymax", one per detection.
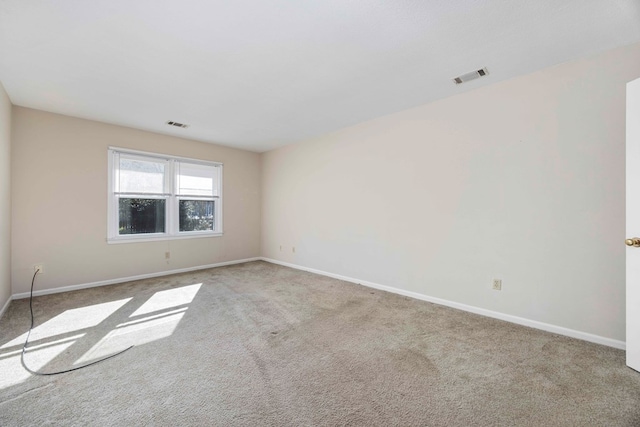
[{"xmin": 0, "ymin": 261, "xmax": 639, "ymax": 426}]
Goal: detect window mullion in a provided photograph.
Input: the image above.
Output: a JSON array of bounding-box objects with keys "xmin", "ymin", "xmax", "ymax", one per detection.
[{"xmin": 168, "ymin": 159, "xmax": 175, "ymax": 236}]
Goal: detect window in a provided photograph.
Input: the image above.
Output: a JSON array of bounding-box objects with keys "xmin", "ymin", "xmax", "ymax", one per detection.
[{"xmin": 108, "ymin": 148, "xmax": 222, "ymax": 242}]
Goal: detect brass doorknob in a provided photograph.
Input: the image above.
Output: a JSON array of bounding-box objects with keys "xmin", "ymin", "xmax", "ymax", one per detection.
[{"xmin": 626, "ymin": 238, "xmax": 640, "ymax": 247}]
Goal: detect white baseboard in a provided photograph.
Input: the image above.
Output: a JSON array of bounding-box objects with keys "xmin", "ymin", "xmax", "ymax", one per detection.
[
  {"xmin": 261, "ymin": 257, "xmax": 626, "ymax": 350},
  {"xmin": 11, "ymin": 257, "xmax": 262, "ymax": 300},
  {"xmin": 7, "ymin": 256, "xmax": 626, "ymax": 350},
  {"xmin": 0, "ymin": 295, "xmax": 11, "ymax": 320}
]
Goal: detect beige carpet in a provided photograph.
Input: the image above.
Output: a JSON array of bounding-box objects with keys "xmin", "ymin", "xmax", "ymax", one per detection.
[{"xmin": 0, "ymin": 261, "xmax": 639, "ymax": 426}]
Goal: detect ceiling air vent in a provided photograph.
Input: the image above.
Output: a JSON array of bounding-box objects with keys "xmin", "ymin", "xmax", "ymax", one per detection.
[
  {"xmin": 452, "ymin": 67, "xmax": 489, "ymax": 85},
  {"xmin": 166, "ymin": 121, "xmax": 189, "ymax": 129}
]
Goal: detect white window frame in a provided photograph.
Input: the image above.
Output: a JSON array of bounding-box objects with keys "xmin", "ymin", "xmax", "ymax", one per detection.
[{"xmin": 108, "ymin": 147, "xmax": 223, "ymax": 243}]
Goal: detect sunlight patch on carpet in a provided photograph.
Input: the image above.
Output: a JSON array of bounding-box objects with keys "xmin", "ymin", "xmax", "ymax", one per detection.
[
  {"xmin": 75, "ymin": 310, "xmax": 186, "ymax": 364},
  {"xmin": 130, "ymin": 283, "xmax": 202, "ymax": 317},
  {"xmin": 0, "ymin": 335, "xmax": 83, "ymax": 389},
  {"xmin": 0, "ymin": 299, "xmax": 132, "ymax": 349}
]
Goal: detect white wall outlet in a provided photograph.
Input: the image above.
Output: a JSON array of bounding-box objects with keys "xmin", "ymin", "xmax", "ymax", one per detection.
[
  {"xmin": 492, "ymin": 279, "xmax": 502, "ymax": 290},
  {"xmin": 280, "ymin": 245, "xmax": 282, "ymax": 251},
  {"xmin": 34, "ymin": 264, "xmax": 44, "ymax": 274},
  {"xmin": 292, "ymin": 246, "xmax": 296, "ymax": 253},
  {"xmin": 165, "ymin": 251, "xmax": 171, "ymax": 259}
]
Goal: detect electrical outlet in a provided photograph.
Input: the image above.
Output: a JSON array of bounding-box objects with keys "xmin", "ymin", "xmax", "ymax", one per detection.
[
  {"xmin": 165, "ymin": 252, "xmax": 171, "ymax": 259},
  {"xmin": 279, "ymin": 245, "xmax": 282, "ymax": 251},
  {"xmin": 34, "ymin": 264, "xmax": 44, "ymax": 274},
  {"xmin": 492, "ymin": 279, "xmax": 502, "ymax": 291},
  {"xmin": 292, "ymin": 246, "xmax": 296, "ymax": 253}
]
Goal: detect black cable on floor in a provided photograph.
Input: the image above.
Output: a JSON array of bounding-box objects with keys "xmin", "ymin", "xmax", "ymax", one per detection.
[{"xmin": 21, "ymin": 269, "xmax": 133, "ymax": 376}]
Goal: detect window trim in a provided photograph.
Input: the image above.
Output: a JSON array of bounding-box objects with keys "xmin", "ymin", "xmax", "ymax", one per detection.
[{"xmin": 107, "ymin": 147, "xmax": 223, "ymax": 244}]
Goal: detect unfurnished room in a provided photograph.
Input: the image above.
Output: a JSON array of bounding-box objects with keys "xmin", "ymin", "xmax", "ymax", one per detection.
[{"xmin": 1, "ymin": 1, "xmax": 640, "ymax": 426}]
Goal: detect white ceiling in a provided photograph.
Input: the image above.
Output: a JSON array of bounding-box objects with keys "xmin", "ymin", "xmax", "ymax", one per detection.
[{"xmin": 1, "ymin": 1, "xmax": 639, "ymax": 152}]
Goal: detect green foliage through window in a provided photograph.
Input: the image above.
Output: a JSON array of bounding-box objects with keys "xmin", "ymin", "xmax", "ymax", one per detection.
[
  {"xmin": 119, "ymin": 198, "xmax": 166, "ymax": 234},
  {"xmin": 179, "ymin": 200, "xmax": 214, "ymax": 232}
]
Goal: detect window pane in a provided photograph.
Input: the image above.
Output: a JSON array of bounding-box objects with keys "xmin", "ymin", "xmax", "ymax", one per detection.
[
  {"xmin": 119, "ymin": 198, "xmax": 166, "ymax": 235},
  {"xmin": 177, "ymin": 162, "xmax": 217, "ymax": 197},
  {"xmin": 119, "ymin": 157, "xmax": 166, "ymax": 194},
  {"xmin": 179, "ymin": 200, "xmax": 214, "ymax": 232}
]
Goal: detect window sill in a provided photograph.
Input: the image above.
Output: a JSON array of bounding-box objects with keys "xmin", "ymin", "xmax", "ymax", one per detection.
[{"xmin": 107, "ymin": 232, "xmax": 223, "ymax": 244}]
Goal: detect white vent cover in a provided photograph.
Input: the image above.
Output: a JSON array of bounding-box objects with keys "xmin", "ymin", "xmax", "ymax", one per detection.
[
  {"xmin": 166, "ymin": 121, "xmax": 189, "ymax": 128},
  {"xmin": 452, "ymin": 67, "xmax": 489, "ymax": 85}
]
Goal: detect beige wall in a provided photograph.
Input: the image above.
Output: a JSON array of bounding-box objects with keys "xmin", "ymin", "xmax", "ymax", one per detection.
[
  {"xmin": 262, "ymin": 42, "xmax": 640, "ymax": 342},
  {"xmin": 6, "ymin": 42, "xmax": 640, "ymax": 343},
  {"xmin": 0, "ymin": 83, "xmax": 11, "ymax": 310},
  {"xmin": 11, "ymin": 108, "xmax": 261, "ymax": 294}
]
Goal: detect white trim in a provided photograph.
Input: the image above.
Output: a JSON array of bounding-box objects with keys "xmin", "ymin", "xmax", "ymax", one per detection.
[
  {"xmin": 260, "ymin": 257, "xmax": 626, "ymax": 350},
  {"xmin": 0, "ymin": 296, "xmax": 11, "ymax": 320},
  {"xmin": 107, "ymin": 147, "xmax": 223, "ymax": 243},
  {"xmin": 12, "ymin": 257, "xmax": 261, "ymax": 300},
  {"xmin": 108, "ymin": 146, "xmax": 223, "ymax": 167},
  {"xmin": 107, "ymin": 231, "xmax": 223, "ymax": 244},
  {"xmin": 7, "ymin": 256, "xmax": 625, "ymax": 350}
]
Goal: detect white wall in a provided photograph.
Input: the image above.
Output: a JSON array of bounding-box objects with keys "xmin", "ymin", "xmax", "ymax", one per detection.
[
  {"xmin": 0, "ymin": 83, "xmax": 11, "ymax": 312},
  {"xmin": 11, "ymin": 108, "xmax": 261, "ymax": 294},
  {"xmin": 262, "ymin": 42, "xmax": 640, "ymax": 342}
]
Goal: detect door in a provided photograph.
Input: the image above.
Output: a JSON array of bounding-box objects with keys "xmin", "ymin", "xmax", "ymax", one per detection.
[{"xmin": 626, "ymin": 77, "xmax": 640, "ymax": 372}]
